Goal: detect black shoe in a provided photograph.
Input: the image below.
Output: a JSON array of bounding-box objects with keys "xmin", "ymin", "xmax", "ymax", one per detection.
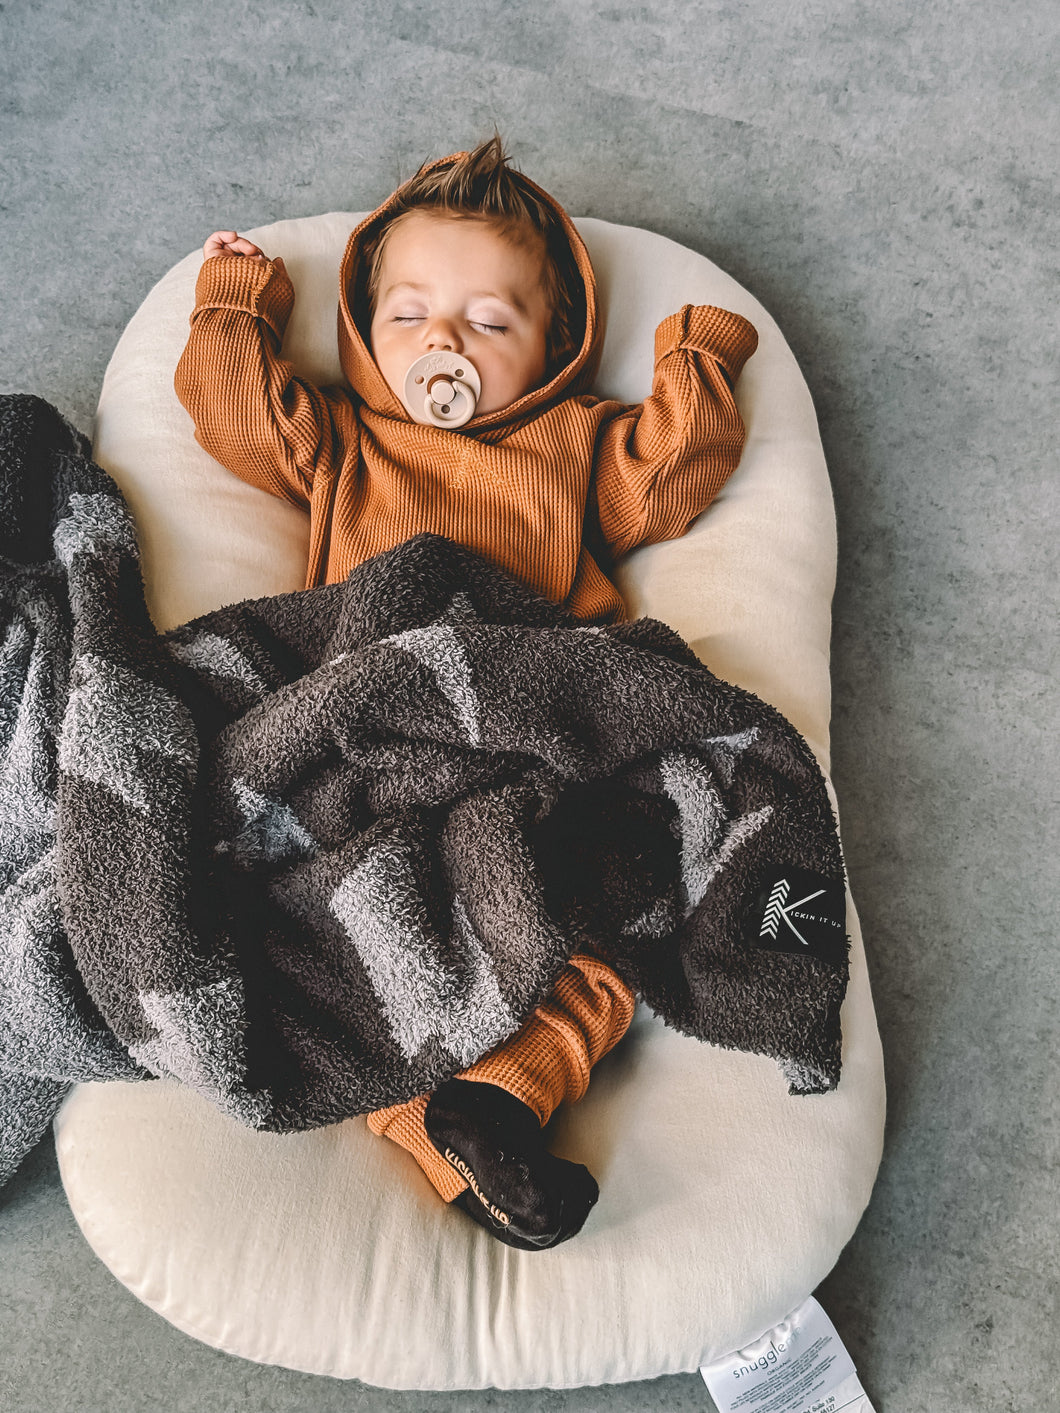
[{"xmin": 424, "ymin": 1078, "xmax": 598, "ymax": 1250}]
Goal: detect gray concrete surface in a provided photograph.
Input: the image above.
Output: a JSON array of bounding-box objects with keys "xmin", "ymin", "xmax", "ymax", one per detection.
[{"xmin": 2, "ymin": 2, "xmax": 1057, "ymax": 1409}]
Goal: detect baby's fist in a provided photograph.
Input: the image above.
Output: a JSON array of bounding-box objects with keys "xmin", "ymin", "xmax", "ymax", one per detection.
[{"xmin": 203, "ymin": 230, "xmax": 268, "ymax": 262}]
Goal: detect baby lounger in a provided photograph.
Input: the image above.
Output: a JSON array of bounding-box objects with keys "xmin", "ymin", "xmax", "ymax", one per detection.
[{"xmin": 54, "ymin": 214, "xmax": 886, "ymax": 1389}]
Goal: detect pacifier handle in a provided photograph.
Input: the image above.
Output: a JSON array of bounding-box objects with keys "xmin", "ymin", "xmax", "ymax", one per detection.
[{"xmin": 423, "ymin": 374, "xmax": 476, "ymax": 427}]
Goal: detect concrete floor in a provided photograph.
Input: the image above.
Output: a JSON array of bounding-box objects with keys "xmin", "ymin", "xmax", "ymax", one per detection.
[{"xmin": 1, "ymin": 2, "xmax": 1057, "ymax": 1409}]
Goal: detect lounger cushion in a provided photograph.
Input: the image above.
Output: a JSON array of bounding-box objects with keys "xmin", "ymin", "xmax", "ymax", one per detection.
[{"xmin": 54, "ymin": 214, "xmax": 885, "ymax": 1389}]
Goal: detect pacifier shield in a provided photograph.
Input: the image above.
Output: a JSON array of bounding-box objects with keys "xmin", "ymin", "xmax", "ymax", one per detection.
[{"xmin": 402, "ymin": 352, "xmax": 482, "ymax": 428}]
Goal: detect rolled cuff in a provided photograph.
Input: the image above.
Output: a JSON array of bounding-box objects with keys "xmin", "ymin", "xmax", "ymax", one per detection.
[
  {"xmin": 192, "ymin": 254, "xmax": 295, "ymax": 340},
  {"xmin": 654, "ymin": 303, "xmax": 760, "ymax": 382}
]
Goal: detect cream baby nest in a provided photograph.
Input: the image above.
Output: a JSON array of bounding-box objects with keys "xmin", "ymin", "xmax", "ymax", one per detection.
[{"xmin": 54, "ymin": 213, "xmax": 886, "ymax": 1390}]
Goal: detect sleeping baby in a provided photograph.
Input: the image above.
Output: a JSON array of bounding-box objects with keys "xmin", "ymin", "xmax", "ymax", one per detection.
[{"xmin": 175, "ymin": 134, "xmax": 758, "ymax": 1249}]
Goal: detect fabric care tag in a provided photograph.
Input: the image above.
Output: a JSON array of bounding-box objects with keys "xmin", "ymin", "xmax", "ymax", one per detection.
[
  {"xmin": 700, "ymin": 1297, "xmax": 875, "ymax": 1413},
  {"xmin": 748, "ymin": 866, "xmax": 847, "ymax": 966}
]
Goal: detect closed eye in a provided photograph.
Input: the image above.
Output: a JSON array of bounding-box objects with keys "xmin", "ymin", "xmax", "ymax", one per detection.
[
  {"xmin": 392, "ymin": 315, "xmax": 425, "ymax": 324},
  {"xmin": 470, "ymin": 321, "xmax": 507, "ymax": 335}
]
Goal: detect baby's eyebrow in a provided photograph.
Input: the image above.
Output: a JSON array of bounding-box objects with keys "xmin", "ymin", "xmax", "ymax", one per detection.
[{"xmin": 379, "ymin": 281, "xmax": 430, "ymax": 301}]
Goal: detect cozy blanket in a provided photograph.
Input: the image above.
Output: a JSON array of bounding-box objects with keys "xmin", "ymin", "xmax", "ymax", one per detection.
[{"xmin": 0, "ymin": 395, "xmax": 849, "ymax": 1191}]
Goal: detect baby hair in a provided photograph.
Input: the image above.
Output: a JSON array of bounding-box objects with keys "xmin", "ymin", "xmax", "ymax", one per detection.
[{"xmin": 363, "ymin": 135, "xmax": 584, "ymax": 372}]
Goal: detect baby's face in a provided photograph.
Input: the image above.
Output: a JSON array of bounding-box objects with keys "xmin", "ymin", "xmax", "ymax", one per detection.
[{"xmin": 370, "ymin": 210, "xmax": 551, "ymax": 418}]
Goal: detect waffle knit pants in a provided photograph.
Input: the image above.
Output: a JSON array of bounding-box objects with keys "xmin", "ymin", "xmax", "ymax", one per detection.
[{"xmin": 366, "ymin": 956, "xmax": 637, "ymax": 1201}]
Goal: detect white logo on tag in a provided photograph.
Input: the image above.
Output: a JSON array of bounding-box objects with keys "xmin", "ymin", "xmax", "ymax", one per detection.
[{"xmin": 759, "ymin": 877, "xmax": 826, "ymax": 947}]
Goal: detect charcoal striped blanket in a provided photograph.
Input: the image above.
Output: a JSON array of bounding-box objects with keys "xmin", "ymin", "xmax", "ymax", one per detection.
[{"xmin": 0, "ymin": 395, "xmax": 848, "ymax": 1190}]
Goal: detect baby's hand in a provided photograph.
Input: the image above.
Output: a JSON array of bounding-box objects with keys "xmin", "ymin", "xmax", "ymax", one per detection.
[{"xmin": 202, "ymin": 230, "xmax": 269, "ymax": 262}]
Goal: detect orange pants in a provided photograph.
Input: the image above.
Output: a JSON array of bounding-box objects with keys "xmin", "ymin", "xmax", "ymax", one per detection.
[{"xmin": 367, "ymin": 955, "xmax": 636, "ymax": 1200}]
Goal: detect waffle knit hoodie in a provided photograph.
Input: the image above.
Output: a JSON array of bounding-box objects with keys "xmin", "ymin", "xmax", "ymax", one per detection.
[{"xmin": 174, "ymin": 162, "xmax": 760, "ymax": 620}]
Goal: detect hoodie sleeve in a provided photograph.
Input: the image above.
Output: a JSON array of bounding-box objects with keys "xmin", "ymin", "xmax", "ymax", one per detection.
[
  {"xmin": 593, "ymin": 304, "xmax": 758, "ymax": 558},
  {"xmin": 174, "ymin": 255, "xmax": 354, "ymax": 509}
]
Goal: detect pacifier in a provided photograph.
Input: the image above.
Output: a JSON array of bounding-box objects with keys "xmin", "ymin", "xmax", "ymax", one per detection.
[{"xmin": 401, "ymin": 351, "xmax": 482, "ymax": 429}]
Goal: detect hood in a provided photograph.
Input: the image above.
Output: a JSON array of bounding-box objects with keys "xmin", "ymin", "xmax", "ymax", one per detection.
[{"xmin": 337, "ymin": 154, "xmax": 600, "ymax": 433}]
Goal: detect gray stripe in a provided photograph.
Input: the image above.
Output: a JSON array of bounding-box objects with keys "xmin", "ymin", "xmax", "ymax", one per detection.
[
  {"xmin": 131, "ymin": 980, "xmax": 270, "ymax": 1127},
  {"xmin": 58, "ymin": 655, "xmax": 197, "ymax": 811},
  {"xmin": 382, "ymin": 624, "xmax": 482, "ymax": 745},
  {"xmin": 0, "ymin": 618, "xmax": 58, "ymax": 845},
  {"xmin": 52, "ymin": 492, "xmax": 139, "ymax": 569},
  {"xmin": 661, "ymin": 751, "xmax": 773, "ymax": 911},
  {"xmin": 219, "ymin": 777, "xmax": 317, "ymax": 864},
  {"xmin": 169, "ymin": 632, "xmax": 269, "ymax": 699},
  {"xmin": 0, "ymin": 850, "xmax": 128, "ymax": 1077},
  {"xmin": 696, "ymin": 726, "xmax": 761, "ymax": 786},
  {"xmin": 330, "ymin": 837, "xmax": 514, "ymax": 1065}
]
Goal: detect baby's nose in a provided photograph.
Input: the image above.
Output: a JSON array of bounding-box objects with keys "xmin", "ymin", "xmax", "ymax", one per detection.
[{"xmin": 425, "ymin": 316, "xmax": 462, "ymax": 352}]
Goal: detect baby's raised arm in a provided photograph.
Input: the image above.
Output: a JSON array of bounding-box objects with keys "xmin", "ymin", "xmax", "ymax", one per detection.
[
  {"xmin": 175, "ymin": 231, "xmax": 353, "ymax": 516},
  {"xmin": 593, "ymin": 305, "xmax": 759, "ymax": 558},
  {"xmin": 202, "ymin": 230, "xmax": 270, "ymax": 263}
]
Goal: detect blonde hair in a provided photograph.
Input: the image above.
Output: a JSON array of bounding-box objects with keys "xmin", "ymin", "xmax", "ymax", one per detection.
[{"xmin": 362, "ymin": 135, "xmax": 584, "ymax": 372}]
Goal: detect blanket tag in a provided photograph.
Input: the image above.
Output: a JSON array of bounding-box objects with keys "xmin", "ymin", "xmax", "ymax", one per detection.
[
  {"xmin": 699, "ymin": 1296, "xmax": 875, "ymax": 1413},
  {"xmin": 748, "ymin": 866, "xmax": 846, "ymax": 965}
]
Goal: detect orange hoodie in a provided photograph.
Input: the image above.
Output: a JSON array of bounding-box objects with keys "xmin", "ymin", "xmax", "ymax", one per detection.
[{"xmin": 174, "ymin": 166, "xmax": 759, "ymax": 621}]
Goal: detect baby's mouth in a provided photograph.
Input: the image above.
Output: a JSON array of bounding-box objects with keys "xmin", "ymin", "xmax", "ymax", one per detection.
[{"xmin": 401, "ymin": 352, "xmax": 482, "ymax": 428}]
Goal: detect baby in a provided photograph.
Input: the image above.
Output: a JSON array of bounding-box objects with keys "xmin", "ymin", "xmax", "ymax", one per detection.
[{"xmin": 176, "ymin": 136, "xmax": 758, "ymax": 1249}]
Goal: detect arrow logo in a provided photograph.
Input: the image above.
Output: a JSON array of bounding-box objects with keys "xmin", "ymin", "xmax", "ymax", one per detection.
[{"xmin": 759, "ymin": 878, "xmax": 826, "ymax": 948}]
